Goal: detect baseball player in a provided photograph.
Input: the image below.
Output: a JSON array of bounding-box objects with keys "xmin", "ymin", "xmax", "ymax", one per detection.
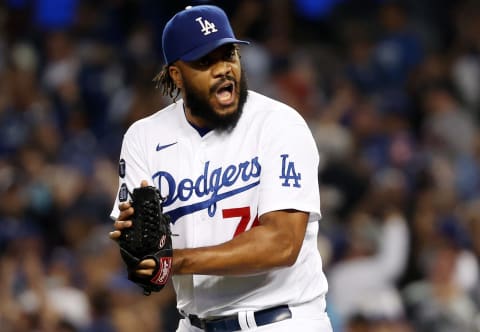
[{"xmin": 110, "ymin": 5, "xmax": 332, "ymax": 332}]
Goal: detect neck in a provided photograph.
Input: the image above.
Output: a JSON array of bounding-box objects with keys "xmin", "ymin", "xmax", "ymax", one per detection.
[{"xmin": 183, "ymin": 104, "xmax": 211, "ymax": 129}]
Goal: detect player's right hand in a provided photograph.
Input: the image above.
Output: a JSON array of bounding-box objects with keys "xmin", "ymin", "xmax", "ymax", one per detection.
[
  {"xmin": 109, "ymin": 202, "xmax": 134, "ymax": 240},
  {"xmin": 109, "ymin": 180, "xmax": 148, "ymax": 241}
]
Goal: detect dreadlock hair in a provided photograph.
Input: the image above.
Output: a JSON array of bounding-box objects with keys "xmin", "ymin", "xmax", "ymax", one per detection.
[{"xmin": 153, "ymin": 65, "xmax": 181, "ymax": 101}]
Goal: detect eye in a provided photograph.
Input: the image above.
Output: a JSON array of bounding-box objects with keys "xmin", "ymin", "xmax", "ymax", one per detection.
[
  {"xmin": 197, "ymin": 57, "xmax": 211, "ymax": 67},
  {"xmin": 224, "ymin": 48, "xmax": 237, "ymax": 61}
]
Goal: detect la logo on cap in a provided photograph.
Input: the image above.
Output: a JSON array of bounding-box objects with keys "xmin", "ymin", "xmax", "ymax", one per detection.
[
  {"xmin": 161, "ymin": 5, "xmax": 249, "ymax": 64},
  {"xmin": 196, "ymin": 16, "xmax": 218, "ymax": 36}
]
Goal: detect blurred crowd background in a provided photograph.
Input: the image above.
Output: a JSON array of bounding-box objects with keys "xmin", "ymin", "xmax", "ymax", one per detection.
[{"xmin": 1, "ymin": 0, "xmax": 480, "ymax": 331}]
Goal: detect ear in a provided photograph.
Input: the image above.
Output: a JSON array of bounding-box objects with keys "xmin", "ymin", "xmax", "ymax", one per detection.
[{"xmin": 169, "ymin": 66, "xmax": 183, "ymax": 89}]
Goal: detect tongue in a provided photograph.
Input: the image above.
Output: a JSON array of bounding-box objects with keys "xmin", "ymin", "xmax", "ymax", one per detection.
[{"xmin": 216, "ymin": 89, "xmax": 233, "ymax": 105}]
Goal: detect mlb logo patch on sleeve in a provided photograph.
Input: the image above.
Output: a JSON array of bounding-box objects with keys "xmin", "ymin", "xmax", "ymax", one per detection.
[
  {"xmin": 119, "ymin": 159, "xmax": 126, "ymax": 178},
  {"xmin": 119, "ymin": 183, "xmax": 129, "ymax": 202}
]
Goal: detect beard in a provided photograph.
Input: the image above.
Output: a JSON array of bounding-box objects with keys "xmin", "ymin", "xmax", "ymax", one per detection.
[{"xmin": 183, "ymin": 69, "xmax": 249, "ymax": 132}]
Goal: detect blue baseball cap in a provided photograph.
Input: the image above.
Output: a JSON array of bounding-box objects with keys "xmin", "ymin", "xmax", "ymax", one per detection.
[{"xmin": 162, "ymin": 5, "xmax": 249, "ymax": 65}]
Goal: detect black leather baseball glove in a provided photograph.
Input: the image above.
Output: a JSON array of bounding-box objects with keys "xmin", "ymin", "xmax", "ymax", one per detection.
[{"xmin": 118, "ymin": 185, "xmax": 173, "ymax": 295}]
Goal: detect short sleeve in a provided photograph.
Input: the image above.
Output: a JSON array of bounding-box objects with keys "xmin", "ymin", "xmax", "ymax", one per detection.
[
  {"xmin": 110, "ymin": 123, "xmax": 151, "ymax": 219},
  {"xmin": 257, "ymin": 109, "xmax": 321, "ymax": 222}
]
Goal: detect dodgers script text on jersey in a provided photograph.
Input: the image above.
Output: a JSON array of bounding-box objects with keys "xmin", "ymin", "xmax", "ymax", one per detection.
[{"xmin": 111, "ymin": 91, "xmax": 328, "ymax": 317}]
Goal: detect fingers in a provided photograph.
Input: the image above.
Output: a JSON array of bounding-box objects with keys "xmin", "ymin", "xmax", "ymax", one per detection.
[
  {"xmin": 110, "ymin": 203, "xmax": 133, "ymax": 240},
  {"xmin": 138, "ymin": 259, "xmax": 156, "ymax": 268},
  {"xmin": 119, "ymin": 201, "xmax": 131, "ymax": 211},
  {"xmin": 118, "ymin": 205, "xmax": 134, "ymax": 222},
  {"xmin": 109, "ymin": 180, "xmax": 149, "ymax": 241},
  {"xmin": 109, "ymin": 218, "xmax": 132, "ymax": 240},
  {"xmin": 136, "ymin": 269, "xmax": 155, "ymax": 277},
  {"xmin": 114, "ymin": 202, "xmax": 133, "ymax": 228},
  {"xmin": 135, "ymin": 259, "xmax": 156, "ymax": 277},
  {"xmin": 109, "ymin": 230, "xmax": 121, "ymax": 240}
]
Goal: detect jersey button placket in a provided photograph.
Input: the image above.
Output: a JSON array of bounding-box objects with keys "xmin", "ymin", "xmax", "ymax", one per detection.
[
  {"xmin": 198, "ymin": 141, "xmax": 207, "ymax": 163},
  {"xmin": 197, "ymin": 140, "xmax": 208, "ymax": 224}
]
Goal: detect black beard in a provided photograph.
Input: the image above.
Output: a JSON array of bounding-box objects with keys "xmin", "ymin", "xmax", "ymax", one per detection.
[{"xmin": 183, "ymin": 70, "xmax": 248, "ymax": 132}]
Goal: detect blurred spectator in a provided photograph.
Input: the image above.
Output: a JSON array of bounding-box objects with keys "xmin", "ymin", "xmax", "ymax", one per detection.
[
  {"xmin": 342, "ymin": 21, "xmax": 385, "ymax": 96},
  {"xmin": 420, "ymin": 80, "xmax": 476, "ymax": 157},
  {"xmin": 451, "ymin": 0, "xmax": 480, "ymax": 113},
  {"xmin": 327, "ymin": 207, "xmax": 410, "ymax": 324},
  {"xmin": 419, "ymin": 80, "xmax": 480, "ymax": 201},
  {"xmin": 1, "ymin": 234, "xmax": 90, "ymax": 331},
  {"xmin": 403, "ymin": 241, "xmax": 480, "ymax": 332},
  {"xmin": 373, "ymin": 1, "xmax": 424, "ymax": 89}
]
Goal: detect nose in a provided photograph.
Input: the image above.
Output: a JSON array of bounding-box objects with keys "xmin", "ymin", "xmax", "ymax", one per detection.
[{"xmin": 211, "ymin": 60, "xmax": 231, "ymax": 77}]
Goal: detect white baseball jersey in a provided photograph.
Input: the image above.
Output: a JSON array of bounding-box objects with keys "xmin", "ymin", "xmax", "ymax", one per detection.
[{"xmin": 111, "ymin": 90, "xmax": 328, "ymax": 318}]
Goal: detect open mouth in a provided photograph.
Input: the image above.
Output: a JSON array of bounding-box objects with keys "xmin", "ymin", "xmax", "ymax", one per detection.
[{"xmin": 214, "ymin": 81, "xmax": 236, "ymax": 106}]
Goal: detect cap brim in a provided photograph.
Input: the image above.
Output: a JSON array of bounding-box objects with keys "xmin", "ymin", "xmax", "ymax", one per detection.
[{"xmin": 180, "ymin": 38, "xmax": 250, "ymax": 62}]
